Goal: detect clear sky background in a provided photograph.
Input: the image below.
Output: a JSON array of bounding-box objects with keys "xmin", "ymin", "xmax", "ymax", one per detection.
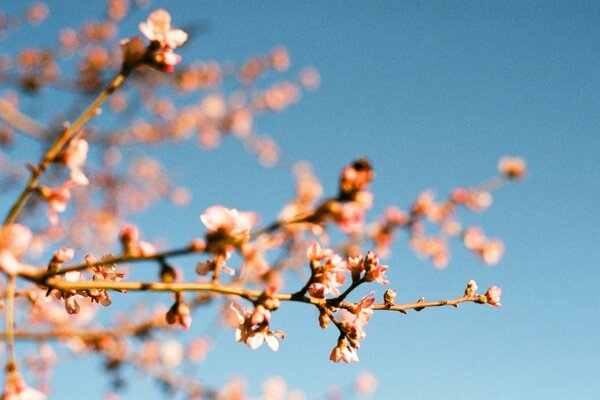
[{"xmin": 2, "ymin": 1, "xmax": 600, "ymax": 399}]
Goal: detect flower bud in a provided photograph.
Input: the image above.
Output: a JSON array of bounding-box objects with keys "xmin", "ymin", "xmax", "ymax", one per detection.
[
  {"xmin": 383, "ymin": 289, "xmax": 397, "ymax": 307},
  {"xmin": 318, "ymin": 309, "xmax": 330, "ymax": 329},
  {"xmin": 464, "ymin": 279, "xmax": 478, "ymax": 297}
]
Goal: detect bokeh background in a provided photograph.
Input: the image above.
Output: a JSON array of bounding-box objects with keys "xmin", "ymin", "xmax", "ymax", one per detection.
[{"xmin": 2, "ymin": 1, "xmax": 600, "ymax": 399}]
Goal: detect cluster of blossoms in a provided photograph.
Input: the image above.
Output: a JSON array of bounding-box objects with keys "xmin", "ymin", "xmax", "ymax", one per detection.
[
  {"xmin": 463, "ymin": 226, "xmax": 505, "ymax": 265},
  {"xmin": 306, "ymin": 243, "xmax": 347, "ymax": 297},
  {"xmin": 119, "ymin": 224, "xmax": 157, "ymax": 257},
  {"xmin": 49, "ymin": 251, "xmax": 124, "ymax": 314},
  {"xmin": 230, "ymin": 287, "xmax": 284, "ymax": 351},
  {"xmin": 329, "ymin": 292, "xmax": 375, "ymax": 363},
  {"xmin": 0, "ymin": 5, "xmax": 521, "ymax": 398}
]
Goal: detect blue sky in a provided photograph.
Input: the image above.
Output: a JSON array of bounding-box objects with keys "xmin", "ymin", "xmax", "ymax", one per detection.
[{"xmin": 2, "ymin": 1, "xmax": 600, "ymax": 399}]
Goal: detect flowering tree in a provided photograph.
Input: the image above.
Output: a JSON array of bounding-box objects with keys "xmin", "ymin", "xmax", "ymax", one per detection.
[{"xmin": 0, "ymin": 3, "xmax": 526, "ymax": 399}]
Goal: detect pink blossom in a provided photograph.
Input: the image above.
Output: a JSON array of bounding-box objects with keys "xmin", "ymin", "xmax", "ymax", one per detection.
[
  {"xmin": 355, "ymin": 371, "xmax": 378, "ymax": 395},
  {"xmin": 119, "ymin": 224, "xmax": 157, "ymax": 257},
  {"xmin": 201, "ymin": 205, "xmax": 258, "ymax": 254},
  {"xmin": 52, "ymin": 247, "xmax": 74, "ymax": 263},
  {"xmin": 230, "ymin": 303, "xmax": 284, "ymax": 351},
  {"xmin": 40, "ymin": 181, "xmax": 76, "ymax": 225},
  {"xmin": 354, "ymin": 292, "xmax": 375, "ymax": 327},
  {"xmin": 479, "ymin": 239, "xmax": 504, "ymax": 265},
  {"xmin": 308, "ymin": 254, "xmax": 346, "ymax": 297},
  {"xmin": 463, "ymin": 226, "xmax": 485, "ymax": 251},
  {"xmin": 201, "ymin": 205, "xmax": 257, "ymax": 237},
  {"xmin": 63, "ymin": 138, "xmax": 89, "ymax": 185},
  {"xmin": 362, "ymin": 252, "xmax": 389, "ymax": 285},
  {"xmin": 330, "ymin": 341, "xmax": 359, "ymax": 363},
  {"xmin": 139, "ymin": 9, "xmax": 188, "ymax": 49},
  {"xmin": 250, "ymin": 304, "xmax": 271, "ymax": 326},
  {"xmin": 485, "ymin": 286, "xmax": 502, "ymax": 307},
  {"xmin": 307, "ymin": 242, "xmax": 331, "ymax": 262}
]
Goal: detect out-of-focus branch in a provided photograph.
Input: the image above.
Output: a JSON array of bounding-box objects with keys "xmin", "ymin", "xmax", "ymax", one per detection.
[
  {"xmin": 3, "ymin": 70, "xmax": 130, "ymax": 226},
  {"xmin": 0, "ymin": 98, "xmax": 48, "ymax": 140}
]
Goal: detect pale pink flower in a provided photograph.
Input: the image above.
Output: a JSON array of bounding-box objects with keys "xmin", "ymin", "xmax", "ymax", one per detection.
[
  {"xmin": 201, "ymin": 205, "xmax": 258, "ymax": 254},
  {"xmin": 187, "ymin": 337, "xmax": 212, "ymax": 363},
  {"xmin": 40, "ymin": 181, "xmax": 76, "ymax": 225},
  {"xmin": 250, "ymin": 304, "xmax": 271, "ymax": 326},
  {"xmin": 480, "ymin": 239, "xmax": 504, "ymax": 265},
  {"xmin": 307, "ymin": 242, "xmax": 331, "ymax": 262},
  {"xmin": 63, "ymin": 138, "xmax": 89, "ymax": 185},
  {"xmin": 463, "ymin": 226, "xmax": 485, "ymax": 251},
  {"xmin": 52, "ymin": 247, "xmax": 74, "ymax": 263},
  {"xmin": 201, "ymin": 205, "xmax": 257, "ymax": 238},
  {"xmin": 308, "ymin": 254, "xmax": 346, "ymax": 297},
  {"xmin": 330, "ymin": 341, "xmax": 359, "ymax": 363},
  {"xmin": 485, "ymin": 286, "xmax": 502, "ymax": 307},
  {"xmin": 119, "ymin": 224, "xmax": 157, "ymax": 257},
  {"xmin": 230, "ymin": 303, "xmax": 284, "ymax": 351},
  {"xmin": 354, "ymin": 292, "xmax": 375, "ymax": 327},
  {"xmin": 452, "ymin": 188, "xmax": 492, "ymax": 211},
  {"xmin": 139, "ymin": 9, "xmax": 188, "ymax": 49},
  {"xmin": 362, "ymin": 252, "xmax": 389, "ymax": 285},
  {"xmin": 355, "ymin": 371, "xmax": 378, "ymax": 395}
]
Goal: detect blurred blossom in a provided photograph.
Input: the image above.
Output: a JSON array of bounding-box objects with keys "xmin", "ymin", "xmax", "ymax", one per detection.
[
  {"xmin": 0, "ymin": 224, "xmax": 32, "ymax": 276},
  {"xmin": 261, "ymin": 376, "xmax": 287, "ymax": 400},
  {"xmin": 299, "ymin": 67, "xmax": 320, "ymax": 89},
  {"xmin": 26, "ymin": 2, "xmax": 49, "ymax": 24},
  {"xmin": 498, "ymin": 156, "xmax": 527, "ymax": 179},
  {"xmin": 355, "ymin": 371, "xmax": 378, "ymax": 395},
  {"xmin": 159, "ymin": 339, "xmax": 184, "ymax": 367},
  {"xmin": 63, "ymin": 138, "xmax": 89, "ymax": 185},
  {"xmin": 108, "ymin": 0, "xmax": 129, "ymax": 21},
  {"xmin": 270, "ymin": 47, "xmax": 290, "ymax": 71}
]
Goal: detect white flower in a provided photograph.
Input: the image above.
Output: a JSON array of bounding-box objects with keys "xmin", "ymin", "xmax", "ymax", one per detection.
[{"xmin": 139, "ymin": 9, "xmax": 188, "ymax": 49}]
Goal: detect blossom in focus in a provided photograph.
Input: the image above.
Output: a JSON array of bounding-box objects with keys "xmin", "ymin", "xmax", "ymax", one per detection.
[
  {"xmin": 63, "ymin": 138, "xmax": 89, "ymax": 185},
  {"xmin": 165, "ymin": 301, "xmax": 192, "ymax": 329},
  {"xmin": 201, "ymin": 205, "xmax": 258, "ymax": 254},
  {"xmin": 330, "ymin": 340, "xmax": 359, "ymax": 363},
  {"xmin": 230, "ymin": 303, "xmax": 284, "ymax": 351},
  {"xmin": 139, "ymin": 9, "xmax": 188, "ymax": 49},
  {"xmin": 85, "ymin": 254, "xmax": 125, "ymax": 307},
  {"xmin": 485, "ymin": 286, "xmax": 502, "ymax": 307},
  {"xmin": 0, "ymin": 224, "xmax": 32, "ymax": 276}
]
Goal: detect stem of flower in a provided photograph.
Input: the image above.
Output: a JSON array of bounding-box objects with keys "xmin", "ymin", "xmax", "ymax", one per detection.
[{"xmin": 4, "ymin": 275, "xmax": 17, "ymax": 373}]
